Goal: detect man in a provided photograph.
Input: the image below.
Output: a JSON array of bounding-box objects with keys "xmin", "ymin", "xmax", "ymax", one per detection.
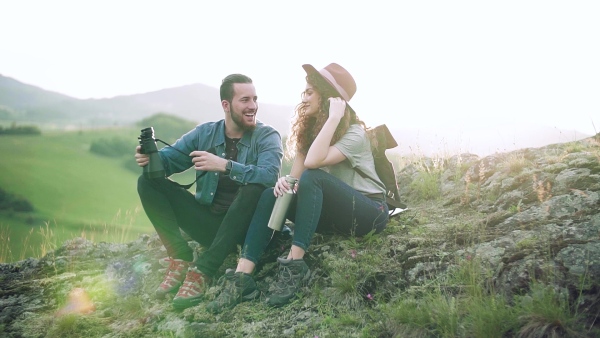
[{"xmin": 135, "ymin": 74, "xmax": 283, "ymax": 309}]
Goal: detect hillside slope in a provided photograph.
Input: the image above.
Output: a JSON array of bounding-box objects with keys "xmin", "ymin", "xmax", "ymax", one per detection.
[
  {"xmin": 0, "ymin": 129, "xmax": 154, "ymax": 262},
  {"xmin": 1, "ymin": 133, "xmax": 599, "ymax": 337}
]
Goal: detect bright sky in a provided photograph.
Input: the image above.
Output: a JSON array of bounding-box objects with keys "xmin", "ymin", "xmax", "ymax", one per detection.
[{"xmin": 1, "ymin": 1, "xmax": 599, "ymax": 146}]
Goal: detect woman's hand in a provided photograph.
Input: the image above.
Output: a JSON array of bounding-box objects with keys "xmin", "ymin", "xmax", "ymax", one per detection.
[
  {"xmin": 273, "ymin": 176, "xmax": 297, "ymax": 197},
  {"xmin": 303, "ymin": 97, "xmax": 348, "ymax": 169},
  {"xmin": 328, "ymin": 97, "xmax": 346, "ymax": 122}
]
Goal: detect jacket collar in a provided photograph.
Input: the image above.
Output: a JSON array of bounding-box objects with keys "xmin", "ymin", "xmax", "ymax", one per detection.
[{"xmin": 215, "ymin": 119, "xmax": 260, "ymax": 148}]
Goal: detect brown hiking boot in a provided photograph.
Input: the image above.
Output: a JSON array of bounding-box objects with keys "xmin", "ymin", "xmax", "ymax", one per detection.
[
  {"xmin": 155, "ymin": 257, "xmax": 191, "ymax": 298},
  {"xmin": 172, "ymin": 266, "xmax": 209, "ymax": 309}
]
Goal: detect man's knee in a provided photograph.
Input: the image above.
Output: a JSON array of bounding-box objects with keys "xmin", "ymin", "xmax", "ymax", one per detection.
[
  {"xmin": 137, "ymin": 174, "xmax": 149, "ymax": 196},
  {"xmin": 137, "ymin": 175, "xmax": 173, "ymax": 197},
  {"xmin": 229, "ymin": 184, "xmax": 269, "ymax": 213}
]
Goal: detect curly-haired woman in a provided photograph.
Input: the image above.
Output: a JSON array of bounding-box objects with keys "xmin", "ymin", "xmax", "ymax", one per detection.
[{"xmin": 207, "ymin": 63, "xmax": 390, "ymax": 313}]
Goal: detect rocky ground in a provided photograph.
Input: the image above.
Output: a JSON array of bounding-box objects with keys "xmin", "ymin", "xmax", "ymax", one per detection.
[{"xmin": 1, "ymin": 133, "xmax": 599, "ymax": 337}]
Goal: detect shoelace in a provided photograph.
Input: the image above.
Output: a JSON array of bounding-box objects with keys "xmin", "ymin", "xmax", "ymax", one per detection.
[
  {"xmin": 214, "ymin": 274, "xmax": 252, "ymax": 307},
  {"xmin": 164, "ymin": 259, "xmax": 184, "ymax": 281},
  {"xmin": 215, "ymin": 270, "xmax": 235, "ymax": 287},
  {"xmin": 271, "ymin": 266, "xmax": 296, "ymax": 293},
  {"xmin": 217, "ymin": 279, "xmax": 240, "ymax": 302},
  {"xmin": 180, "ymin": 269, "xmax": 203, "ymax": 291}
]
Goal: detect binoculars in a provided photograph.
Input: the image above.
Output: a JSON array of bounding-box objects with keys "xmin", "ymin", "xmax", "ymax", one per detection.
[{"xmin": 138, "ymin": 127, "xmax": 166, "ymax": 179}]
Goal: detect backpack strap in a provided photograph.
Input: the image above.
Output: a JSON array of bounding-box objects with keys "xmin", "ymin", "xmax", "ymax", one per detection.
[{"xmin": 354, "ymin": 166, "xmax": 386, "ymax": 192}]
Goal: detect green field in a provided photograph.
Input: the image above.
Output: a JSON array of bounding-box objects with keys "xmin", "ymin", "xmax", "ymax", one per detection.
[{"xmin": 0, "ymin": 128, "xmax": 197, "ymax": 262}]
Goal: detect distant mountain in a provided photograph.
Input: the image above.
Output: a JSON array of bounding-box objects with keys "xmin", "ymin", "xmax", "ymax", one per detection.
[
  {"xmin": 0, "ymin": 74, "xmax": 592, "ymax": 157},
  {"xmin": 0, "ymin": 75, "xmax": 77, "ymax": 109},
  {"xmin": 0, "ymin": 74, "xmax": 294, "ymax": 133}
]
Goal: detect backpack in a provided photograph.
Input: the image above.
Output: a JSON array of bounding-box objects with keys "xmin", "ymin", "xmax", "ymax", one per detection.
[{"xmin": 354, "ymin": 124, "xmax": 407, "ymax": 217}]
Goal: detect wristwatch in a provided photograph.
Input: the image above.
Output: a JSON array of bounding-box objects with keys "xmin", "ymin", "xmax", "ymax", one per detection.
[{"xmin": 225, "ymin": 160, "xmax": 232, "ymax": 175}]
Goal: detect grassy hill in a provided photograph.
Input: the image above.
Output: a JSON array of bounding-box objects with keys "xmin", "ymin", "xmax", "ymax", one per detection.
[
  {"xmin": 0, "ymin": 111, "xmax": 281, "ymax": 262},
  {"xmin": 0, "ymin": 128, "xmax": 160, "ymax": 262}
]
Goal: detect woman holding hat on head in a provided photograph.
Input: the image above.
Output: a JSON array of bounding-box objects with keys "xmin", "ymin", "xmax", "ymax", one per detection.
[{"xmin": 206, "ymin": 63, "xmax": 390, "ymax": 313}]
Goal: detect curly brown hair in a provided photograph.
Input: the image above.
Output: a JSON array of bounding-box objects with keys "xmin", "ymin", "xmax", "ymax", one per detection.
[{"xmin": 286, "ymin": 73, "xmax": 369, "ymax": 160}]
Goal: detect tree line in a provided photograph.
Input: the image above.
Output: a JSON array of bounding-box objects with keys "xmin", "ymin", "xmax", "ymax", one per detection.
[{"xmin": 0, "ymin": 123, "xmax": 41, "ymax": 135}]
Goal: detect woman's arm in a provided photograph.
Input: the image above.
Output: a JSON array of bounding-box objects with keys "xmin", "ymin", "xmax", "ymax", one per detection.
[
  {"xmin": 274, "ymin": 153, "xmax": 306, "ymax": 196},
  {"xmin": 289, "ymin": 153, "xmax": 307, "ymax": 179},
  {"xmin": 304, "ymin": 98, "xmax": 347, "ymax": 169}
]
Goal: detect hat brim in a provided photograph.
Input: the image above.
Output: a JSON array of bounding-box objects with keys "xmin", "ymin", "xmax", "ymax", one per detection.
[{"xmin": 302, "ymin": 64, "xmax": 357, "ymax": 115}]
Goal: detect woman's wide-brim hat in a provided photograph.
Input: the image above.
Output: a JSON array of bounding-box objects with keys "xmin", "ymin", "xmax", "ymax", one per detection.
[{"xmin": 302, "ymin": 63, "xmax": 357, "ymax": 105}]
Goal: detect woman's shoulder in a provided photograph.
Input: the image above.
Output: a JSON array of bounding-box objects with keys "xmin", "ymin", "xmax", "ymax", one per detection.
[
  {"xmin": 338, "ymin": 124, "xmax": 369, "ymax": 149},
  {"xmin": 346, "ymin": 123, "xmax": 366, "ymax": 136}
]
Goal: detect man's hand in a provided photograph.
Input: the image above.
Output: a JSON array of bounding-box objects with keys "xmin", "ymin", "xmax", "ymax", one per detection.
[
  {"xmin": 135, "ymin": 145, "xmax": 149, "ymax": 167},
  {"xmin": 190, "ymin": 151, "xmax": 228, "ymax": 172}
]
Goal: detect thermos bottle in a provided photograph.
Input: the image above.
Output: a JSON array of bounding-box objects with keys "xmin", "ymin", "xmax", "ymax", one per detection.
[{"xmin": 267, "ymin": 175, "xmax": 298, "ymax": 231}]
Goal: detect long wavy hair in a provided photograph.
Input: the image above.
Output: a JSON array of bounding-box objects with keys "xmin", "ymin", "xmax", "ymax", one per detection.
[{"xmin": 286, "ymin": 73, "xmax": 369, "ymax": 160}]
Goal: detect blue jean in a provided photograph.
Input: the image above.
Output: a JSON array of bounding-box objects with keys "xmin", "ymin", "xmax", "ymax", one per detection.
[{"xmin": 240, "ymin": 169, "xmax": 389, "ymax": 264}]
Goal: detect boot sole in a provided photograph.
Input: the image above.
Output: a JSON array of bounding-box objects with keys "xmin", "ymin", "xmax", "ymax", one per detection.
[
  {"xmin": 206, "ymin": 289, "xmax": 260, "ymax": 314},
  {"xmin": 172, "ymin": 296, "xmax": 204, "ymax": 310},
  {"xmin": 154, "ymin": 286, "xmax": 182, "ymax": 300}
]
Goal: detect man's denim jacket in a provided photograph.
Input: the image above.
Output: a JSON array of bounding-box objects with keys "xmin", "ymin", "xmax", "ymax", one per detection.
[{"xmin": 158, "ymin": 119, "xmax": 283, "ymax": 205}]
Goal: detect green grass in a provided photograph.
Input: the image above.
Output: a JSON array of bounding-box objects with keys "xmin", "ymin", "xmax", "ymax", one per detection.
[
  {"xmin": 0, "ymin": 128, "xmax": 155, "ymax": 262},
  {"xmin": 6, "ymin": 136, "xmax": 600, "ymax": 337},
  {"xmin": 377, "ymin": 256, "xmax": 583, "ymax": 337},
  {"xmin": 409, "ymin": 171, "xmax": 441, "ymax": 201}
]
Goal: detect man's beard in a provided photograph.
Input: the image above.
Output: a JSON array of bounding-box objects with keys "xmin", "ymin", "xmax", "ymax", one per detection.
[{"xmin": 230, "ymin": 107, "xmax": 257, "ymax": 132}]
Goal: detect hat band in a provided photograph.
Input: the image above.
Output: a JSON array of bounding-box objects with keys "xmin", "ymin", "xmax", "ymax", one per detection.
[{"xmin": 319, "ymin": 69, "xmax": 351, "ymax": 101}]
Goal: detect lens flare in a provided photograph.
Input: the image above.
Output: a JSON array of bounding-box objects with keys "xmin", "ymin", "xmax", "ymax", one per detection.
[{"xmin": 55, "ymin": 287, "xmax": 96, "ymax": 316}]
